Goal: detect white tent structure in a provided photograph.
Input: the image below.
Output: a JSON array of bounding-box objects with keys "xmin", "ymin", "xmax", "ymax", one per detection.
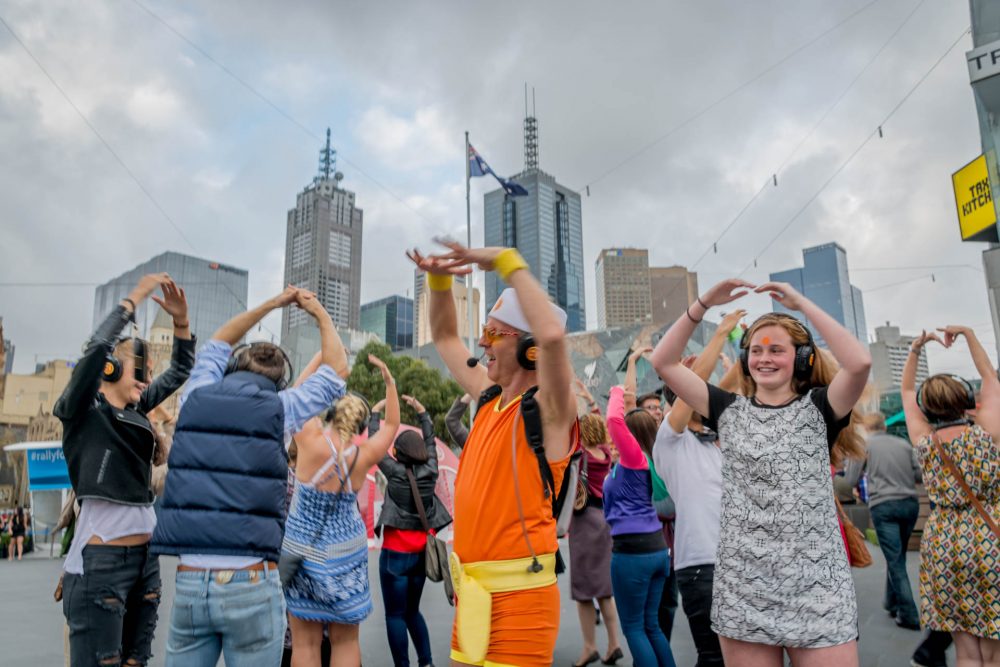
[{"xmin": 3, "ymin": 441, "xmax": 70, "ymax": 549}]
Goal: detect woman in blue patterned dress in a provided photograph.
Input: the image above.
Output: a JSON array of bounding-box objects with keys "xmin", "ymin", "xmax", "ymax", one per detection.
[
  {"xmin": 902, "ymin": 325, "xmax": 1000, "ymax": 666},
  {"xmin": 283, "ymin": 354, "xmax": 400, "ymax": 666},
  {"xmin": 652, "ymin": 278, "xmax": 871, "ymax": 667}
]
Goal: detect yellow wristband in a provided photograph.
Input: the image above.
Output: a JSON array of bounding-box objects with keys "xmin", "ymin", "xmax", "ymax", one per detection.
[
  {"xmin": 426, "ymin": 273, "xmax": 454, "ymax": 292},
  {"xmin": 494, "ymin": 248, "xmax": 529, "ymax": 282}
]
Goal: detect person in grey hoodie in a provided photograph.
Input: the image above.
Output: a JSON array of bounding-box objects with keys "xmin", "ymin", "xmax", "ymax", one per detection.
[{"xmin": 844, "ymin": 412, "xmax": 923, "ymax": 630}]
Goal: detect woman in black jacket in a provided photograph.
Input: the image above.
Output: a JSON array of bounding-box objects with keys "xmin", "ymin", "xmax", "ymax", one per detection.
[{"xmin": 370, "ymin": 394, "xmax": 452, "ymax": 667}]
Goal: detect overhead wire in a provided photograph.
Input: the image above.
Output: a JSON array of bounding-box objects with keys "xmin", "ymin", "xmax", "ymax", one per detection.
[
  {"xmin": 643, "ymin": 0, "xmax": 937, "ymax": 313},
  {"xmin": 0, "ymin": 13, "xmax": 198, "ymax": 251},
  {"xmin": 737, "ymin": 24, "xmax": 971, "ymax": 277},
  {"xmin": 127, "ymin": 0, "xmax": 438, "ymax": 228},
  {"xmin": 576, "ymin": 0, "xmax": 885, "ymax": 193}
]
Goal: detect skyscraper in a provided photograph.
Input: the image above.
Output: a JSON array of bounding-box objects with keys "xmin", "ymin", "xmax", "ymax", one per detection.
[
  {"xmin": 769, "ymin": 242, "xmax": 867, "ymax": 345},
  {"xmin": 1, "ymin": 317, "xmax": 13, "ymax": 374},
  {"xmin": 649, "ymin": 266, "xmax": 699, "ymax": 327},
  {"xmin": 413, "ymin": 270, "xmax": 481, "ymax": 348},
  {"xmin": 360, "ymin": 295, "xmax": 414, "ymax": 351},
  {"xmin": 93, "ymin": 251, "xmax": 248, "ymax": 347},
  {"xmin": 282, "ymin": 129, "xmax": 364, "ymax": 349},
  {"xmin": 483, "ymin": 109, "xmax": 586, "ymax": 332},
  {"xmin": 595, "ymin": 249, "xmax": 652, "ymax": 328}
]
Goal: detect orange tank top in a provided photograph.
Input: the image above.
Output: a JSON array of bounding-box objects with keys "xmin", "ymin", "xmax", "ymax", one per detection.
[{"xmin": 452, "ymin": 392, "xmax": 574, "ymax": 563}]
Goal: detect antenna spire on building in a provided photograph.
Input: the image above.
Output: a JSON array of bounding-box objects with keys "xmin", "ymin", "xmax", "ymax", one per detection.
[
  {"xmin": 316, "ymin": 127, "xmax": 337, "ymax": 183},
  {"xmin": 524, "ymin": 84, "xmax": 538, "ymax": 172}
]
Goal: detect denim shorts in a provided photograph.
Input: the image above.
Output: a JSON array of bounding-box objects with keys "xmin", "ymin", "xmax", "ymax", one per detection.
[{"xmin": 63, "ymin": 544, "xmax": 161, "ymax": 667}]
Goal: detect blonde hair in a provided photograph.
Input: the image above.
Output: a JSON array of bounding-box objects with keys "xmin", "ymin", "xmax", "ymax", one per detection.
[
  {"xmin": 580, "ymin": 414, "xmax": 609, "ymax": 448},
  {"xmin": 736, "ymin": 313, "xmax": 866, "ymax": 465},
  {"xmin": 326, "ymin": 393, "xmax": 370, "ymax": 445}
]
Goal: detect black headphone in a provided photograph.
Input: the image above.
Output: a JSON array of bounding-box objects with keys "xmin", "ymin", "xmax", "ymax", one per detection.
[
  {"xmin": 916, "ymin": 374, "xmax": 977, "ymax": 423},
  {"xmin": 103, "ymin": 338, "xmax": 150, "ymax": 384},
  {"xmin": 324, "ymin": 391, "xmax": 372, "ymax": 435},
  {"xmin": 516, "ymin": 334, "xmax": 538, "ymax": 371},
  {"xmin": 739, "ymin": 313, "xmax": 816, "ymax": 382},
  {"xmin": 225, "ymin": 342, "xmax": 294, "ymax": 391}
]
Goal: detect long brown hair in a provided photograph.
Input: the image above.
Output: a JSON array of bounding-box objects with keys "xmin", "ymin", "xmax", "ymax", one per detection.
[
  {"xmin": 624, "ymin": 409, "xmax": 658, "ymax": 458},
  {"xmin": 736, "ymin": 313, "xmax": 866, "ymax": 465}
]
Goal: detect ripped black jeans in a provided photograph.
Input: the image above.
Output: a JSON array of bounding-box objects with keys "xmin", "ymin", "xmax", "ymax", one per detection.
[{"xmin": 63, "ymin": 544, "xmax": 161, "ymax": 667}]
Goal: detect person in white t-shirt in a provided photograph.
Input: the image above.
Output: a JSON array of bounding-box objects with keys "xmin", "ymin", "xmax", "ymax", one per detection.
[{"xmin": 654, "ymin": 309, "xmax": 744, "ymax": 667}]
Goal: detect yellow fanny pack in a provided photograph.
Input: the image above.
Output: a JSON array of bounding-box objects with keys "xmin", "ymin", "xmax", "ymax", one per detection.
[{"xmin": 450, "ymin": 551, "xmax": 557, "ymax": 664}]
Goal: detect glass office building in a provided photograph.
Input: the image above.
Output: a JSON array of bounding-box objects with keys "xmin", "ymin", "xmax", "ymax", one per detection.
[
  {"xmin": 769, "ymin": 242, "xmax": 867, "ymax": 346},
  {"xmin": 93, "ymin": 252, "xmax": 248, "ymax": 347},
  {"xmin": 484, "ymin": 170, "xmax": 586, "ymax": 332},
  {"xmin": 360, "ymin": 295, "xmax": 413, "ymax": 351}
]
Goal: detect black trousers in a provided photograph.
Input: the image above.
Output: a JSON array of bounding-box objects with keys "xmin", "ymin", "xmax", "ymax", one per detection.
[
  {"xmin": 63, "ymin": 544, "xmax": 161, "ymax": 667},
  {"xmin": 657, "ymin": 557, "xmax": 678, "ymax": 641},
  {"xmin": 676, "ymin": 564, "xmax": 725, "ymax": 667}
]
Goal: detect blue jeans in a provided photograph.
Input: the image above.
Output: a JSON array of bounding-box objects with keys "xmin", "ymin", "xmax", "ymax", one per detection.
[
  {"xmin": 379, "ymin": 549, "xmax": 433, "ymax": 667},
  {"xmin": 611, "ymin": 549, "xmax": 676, "ymax": 667},
  {"xmin": 870, "ymin": 497, "xmax": 920, "ymax": 625},
  {"xmin": 165, "ymin": 566, "xmax": 286, "ymax": 667}
]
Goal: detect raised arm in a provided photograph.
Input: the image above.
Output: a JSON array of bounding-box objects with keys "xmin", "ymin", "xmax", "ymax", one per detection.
[
  {"xmin": 55, "ymin": 273, "xmax": 170, "ymax": 421},
  {"xmin": 623, "ymin": 346, "xmax": 653, "ymax": 412},
  {"xmin": 213, "ymin": 286, "xmax": 301, "ymax": 345},
  {"xmin": 757, "ymin": 281, "xmax": 871, "ymax": 420},
  {"xmin": 444, "ymin": 394, "xmax": 470, "ymax": 449},
  {"xmin": 141, "ymin": 279, "xmax": 195, "ymax": 412},
  {"xmin": 901, "ymin": 331, "xmax": 938, "ymax": 445},
  {"xmin": 941, "ymin": 325, "xmax": 1000, "ymax": 439},
  {"xmin": 574, "ymin": 378, "xmax": 602, "ymax": 416},
  {"xmin": 354, "ymin": 355, "xmax": 400, "ymax": 484},
  {"xmin": 424, "ymin": 242, "xmax": 577, "ymax": 460},
  {"xmin": 407, "ymin": 249, "xmax": 490, "ymax": 397},
  {"xmin": 606, "ymin": 386, "xmax": 647, "ymax": 470},
  {"xmin": 667, "ymin": 310, "xmax": 745, "ymax": 434},
  {"xmin": 651, "ymin": 279, "xmax": 752, "ymax": 418},
  {"xmin": 296, "ymin": 291, "xmax": 349, "ymax": 379}
]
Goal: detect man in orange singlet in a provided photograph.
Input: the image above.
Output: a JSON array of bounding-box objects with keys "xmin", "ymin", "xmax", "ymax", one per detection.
[{"xmin": 407, "ymin": 241, "xmax": 578, "ymax": 667}]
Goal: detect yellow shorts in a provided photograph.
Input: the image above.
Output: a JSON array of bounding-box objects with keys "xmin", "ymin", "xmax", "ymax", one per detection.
[{"xmin": 450, "ymin": 583, "xmax": 560, "ymax": 667}]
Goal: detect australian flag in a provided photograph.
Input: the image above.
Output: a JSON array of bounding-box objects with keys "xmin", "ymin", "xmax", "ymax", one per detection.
[{"xmin": 469, "ymin": 144, "xmax": 529, "ymax": 196}]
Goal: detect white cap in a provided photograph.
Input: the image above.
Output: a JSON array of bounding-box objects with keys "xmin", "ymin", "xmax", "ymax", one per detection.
[{"xmin": 488, "ymin": 287, "xmax": 567, "ymax": 333}]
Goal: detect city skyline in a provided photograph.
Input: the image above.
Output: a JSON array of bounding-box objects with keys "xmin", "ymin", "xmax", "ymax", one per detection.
[{"xmin": 0, "ymin": 1, "xmax": 995, "ymax": 379}]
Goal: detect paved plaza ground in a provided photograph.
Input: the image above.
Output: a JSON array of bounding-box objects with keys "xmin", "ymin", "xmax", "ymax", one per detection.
[{"xmin": 0, "ymin": 541, "xmax": 951, "ymax": 666}]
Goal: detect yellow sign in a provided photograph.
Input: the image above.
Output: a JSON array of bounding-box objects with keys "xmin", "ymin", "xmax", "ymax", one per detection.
[{"xmin": 952, "ymin": 154, "xmax": 999, "ymax": 243}]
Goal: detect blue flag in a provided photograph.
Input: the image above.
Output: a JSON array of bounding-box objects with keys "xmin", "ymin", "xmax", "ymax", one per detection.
[{"xmin": 468, "ymin": 144, "xmax": 529, "ymax": 197}]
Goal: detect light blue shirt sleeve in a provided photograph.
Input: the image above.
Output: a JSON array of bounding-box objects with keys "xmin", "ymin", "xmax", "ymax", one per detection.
[
  {"xmin": 279, "ymin": 364, "xmax": 347, "ymax": 437},
  {"xmin": 179, "ymin": 339, "xmax": 232, "ymax": 408}
]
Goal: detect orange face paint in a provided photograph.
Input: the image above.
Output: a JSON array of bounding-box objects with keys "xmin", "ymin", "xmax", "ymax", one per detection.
[{"xmin": 762, "ymin": 336, "xmax": 771, "ymax": 345}]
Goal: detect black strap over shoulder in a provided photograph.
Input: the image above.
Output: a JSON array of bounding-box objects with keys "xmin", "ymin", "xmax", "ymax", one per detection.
[{"xmin": 475, "ymin": 384, "xmax": 556, "ymax": 507}]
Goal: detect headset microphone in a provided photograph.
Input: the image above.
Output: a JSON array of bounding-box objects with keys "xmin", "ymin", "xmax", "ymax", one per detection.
[{"xmin": 467, "ymin": 352, "xmax": 487, "ymax": 368}]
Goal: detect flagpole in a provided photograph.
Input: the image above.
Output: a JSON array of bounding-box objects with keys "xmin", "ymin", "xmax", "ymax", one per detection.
[{"xmin": 465, "ymin": 131, "xmax": 476, "ymax": 419}]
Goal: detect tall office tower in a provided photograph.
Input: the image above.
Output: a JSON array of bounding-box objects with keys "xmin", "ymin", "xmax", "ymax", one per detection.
[
  {"xmin": 413, "ymin": 270, "xmax": 480, "ymax": 348},
  {"xmin": 93, "ymin": 251, "xmax": 248, "ymax": 347},
  {"xmin": 483, "ymin": 106, "xmax": 586, "ymax": 332},
  {"xmin": 360, "ymin": 295, "xmax": 414, "ymax": 351},
  {"xmin": 282, "ymin": 130, "xmax": 364, "ymax": 361},
  {"xmin": 870, "ymin": 322, "xmax": 929, "ymax": 392},
  {"xmin": 649, "ymin": 266, "xmax": 699, "ymax": 327},
  {"xmin": 595, "ymin": 249, "xmax": 652, "ymax": 328},
  {"xmin": 769, "ymin": 242, "xmax": 868, "ymax": 346}
]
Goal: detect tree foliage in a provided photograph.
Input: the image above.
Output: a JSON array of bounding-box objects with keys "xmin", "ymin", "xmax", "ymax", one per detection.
[{"xmin": 346, "ymin": 341, "xmax": 467, "ymax": 443}]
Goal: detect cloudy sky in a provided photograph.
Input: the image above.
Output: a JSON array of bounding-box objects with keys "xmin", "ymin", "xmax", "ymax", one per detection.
[{"xmin": 0, "ymin": 0, "xmax": 995, "ymax": 377}]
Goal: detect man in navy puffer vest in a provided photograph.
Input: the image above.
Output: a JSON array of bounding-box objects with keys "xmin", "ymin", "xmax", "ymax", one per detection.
[{"xmin": 151, "ymin": 286, "xmax": 349, "ymax": 666}]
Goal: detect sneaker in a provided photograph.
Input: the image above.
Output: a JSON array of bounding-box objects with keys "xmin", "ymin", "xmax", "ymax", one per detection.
[
  {"xmin": 910, "ymin": 660, "xmax": 946, "ymax": 667},
  {"xmin": 895, "ymin": 615, "xmax": 921, "ymax": 631}
]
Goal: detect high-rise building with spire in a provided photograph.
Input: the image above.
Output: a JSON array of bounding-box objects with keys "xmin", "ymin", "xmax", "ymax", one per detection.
[
  {"xmin": 281, "ymin": 129, "xmax": 364, "ymax": 369},
  {"xmin": 483, "ymin": 91, "xmax": 586, "ymax": 332}
]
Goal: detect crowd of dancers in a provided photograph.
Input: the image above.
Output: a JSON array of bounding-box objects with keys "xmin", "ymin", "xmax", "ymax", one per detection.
[{"xmin": 52, "ymin": 240, "xmax": 999, "ymax": 667}]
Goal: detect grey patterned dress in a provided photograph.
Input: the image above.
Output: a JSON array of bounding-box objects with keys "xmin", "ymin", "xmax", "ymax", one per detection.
[{"xmin": 704, "ymin": 385, "xmax": 857, "ymax": 647}]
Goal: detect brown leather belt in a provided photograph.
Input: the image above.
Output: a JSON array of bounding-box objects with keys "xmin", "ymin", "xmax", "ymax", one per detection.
[{"xmin": 177, "ymin": 561, "xmax": 277, "ymax": 573}]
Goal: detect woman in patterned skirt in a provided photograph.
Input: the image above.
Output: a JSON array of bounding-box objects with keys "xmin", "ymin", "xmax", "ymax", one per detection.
[
  {"xmin": 902, "ymin": 325, "xmax": 1000, "ymax": 665},
  {"xmin": 283, "ymin": 354, "xmax": 400, "ymax": 666},
  {"xmin": 652, "ymin": 278, "xmax": 871, "ymax": 666}
]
